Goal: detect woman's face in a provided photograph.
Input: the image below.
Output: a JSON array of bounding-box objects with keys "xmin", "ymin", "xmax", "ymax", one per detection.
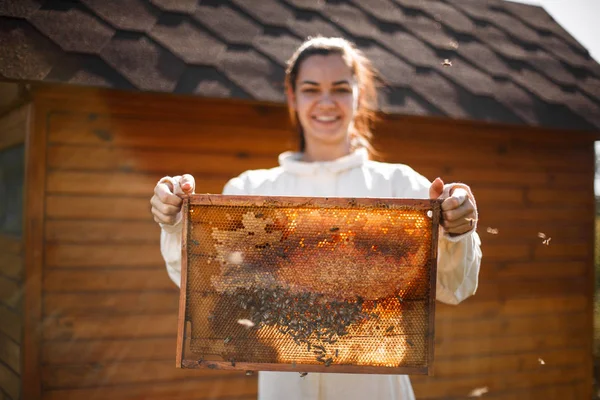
[{"xmin": 289, "ymin": 54, "xmax": 358, "ymax": 155}]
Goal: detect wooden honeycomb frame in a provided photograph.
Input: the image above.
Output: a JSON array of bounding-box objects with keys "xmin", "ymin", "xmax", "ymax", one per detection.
[{"xmin": 176, "ymin": 194, "xmax": 441, "ymax": 375}]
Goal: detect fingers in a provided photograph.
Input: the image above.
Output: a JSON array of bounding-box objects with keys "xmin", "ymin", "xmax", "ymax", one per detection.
[
  {"xmin": 180, "ymin": 174, "xmax": 195, "ymax": 194},
  {"xmin": 429, "ymin": 177, "xmax": 444, "ymax": 199},
  {"xmin": 151, "ymin": 205, "xmax": 180, "ymax": 225},
  {"xmin": 154, "ymin": 179, "xmax": 182, "ymax": 207},
  {"xmin": 442, "ymin": 192, "xmax": 476, "ymax": 234},
  {"xmin": 443, "ymin": 218, "xmax": 473, "ymax": 235},
  {"xmin": 171, "ymin": 174, "xmax": 195, "ymax": 197},
  {"xmin": 150, "ymin": 194, "xmax": 180, "ymax": 216},
  {"xmin": 442, "ymin": 198, "xmax": 473, "ymax": 223},
  {"xmin": 151, "ymin": 175, "xmax": 189, "ymax": 226},
  {"xmin": 441, "ymin": 188, "xmax": 468, "ymax": 211}
]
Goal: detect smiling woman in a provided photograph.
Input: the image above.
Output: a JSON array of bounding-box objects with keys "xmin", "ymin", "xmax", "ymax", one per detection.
[
  {"xmin": 151, "ymin": 36, "xmax": 482, "ymax": 400},
  {"xmin": 284, "ymin": 38, "xmax": 378, "ymax": 162}
]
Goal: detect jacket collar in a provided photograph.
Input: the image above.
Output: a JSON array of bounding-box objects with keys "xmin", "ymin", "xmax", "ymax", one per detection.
[{"xmin": 278, "ymin": 148, "xmax": 368, "ymax": 175}]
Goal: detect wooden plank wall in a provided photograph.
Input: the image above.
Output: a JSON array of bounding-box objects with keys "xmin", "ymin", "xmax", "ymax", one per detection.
[
  {"xmin": 29, "ymin": 86, "xmax": 594, "ymax": 399},
  {"xmin": 0, "ymin": 105, "xmax": 28, "ymax": 400}
]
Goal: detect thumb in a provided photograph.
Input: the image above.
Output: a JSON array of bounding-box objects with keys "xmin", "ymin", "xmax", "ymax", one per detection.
[
  {"xmin": 429, "ymin": 177, "xmax": 444, "ymax": 199},
  {"xmin": 180, "ymin": 174, "xmax": 195, "ymax": 194}
]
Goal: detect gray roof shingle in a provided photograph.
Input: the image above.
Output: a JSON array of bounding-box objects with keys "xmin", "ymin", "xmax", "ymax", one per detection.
[
  {"xmin": 28, "ymin": 6, "xmax": 114, "ymax": 53},
  {"xmin": 149, "ymin": 16, "xmax": 226, "ymax": 65},
  {"xmin": 0, "ymin": 0, "xmax": 598, "ymax": 131},
  {"xmin": 80, "ymin": 0, "xmax": 159, "ymax": 31},
  {"xmin": 99, "ymin": 33, "xmax": 185, "ymax": 91},
  {"xmin": 192, "ymin": 3, "xmax": 262, "ymax": 45},
  {"xmin": 0, "ymin": 0, "xmax": 43, "ymax": 18}
]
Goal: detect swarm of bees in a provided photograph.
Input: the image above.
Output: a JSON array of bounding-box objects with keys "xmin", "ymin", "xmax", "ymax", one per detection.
[{"xmin": 228, "ymin": 287, "xmax": 379, "ymax": 366}]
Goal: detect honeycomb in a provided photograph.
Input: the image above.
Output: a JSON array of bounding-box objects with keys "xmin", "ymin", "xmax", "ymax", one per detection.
[{"xmin": 176, "ymin": 195, "xmax": 441, "ymax": 375}]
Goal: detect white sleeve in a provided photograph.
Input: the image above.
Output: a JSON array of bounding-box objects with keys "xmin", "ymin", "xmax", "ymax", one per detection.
[
  {"xmin": 160, "ymin": 174, "xmax": 250, "ymax": 287},
  {"xmin": 436, "ymin": 228, "xmax": 482, "ymax": 305},
  {"xmin": 434, "ymin": 183, "xmax": 482, "ymax": 305},
  {"xmin": 160, "ymin": 218, "xmax": 183, "ymax": 288},
  {"xmin": 392, "ymin": 166, "xmax": 482, "ymax": 305}
]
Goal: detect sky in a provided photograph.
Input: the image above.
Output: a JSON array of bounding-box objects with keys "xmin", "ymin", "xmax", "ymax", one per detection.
[{"xmin": 507, "ymin": 0, "xmax": 600, "ymax": 63}]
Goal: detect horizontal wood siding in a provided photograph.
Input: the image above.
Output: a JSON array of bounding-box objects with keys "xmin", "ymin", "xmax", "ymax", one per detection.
[
  {"xmin": 31, "ymin": 85, "xmax": 594, "ymax": 399},
  {"xmin": 0, "ymin": 235, "xmax": 22, "ymax": 400},
  {"xmin": 0, "ymin": 104, "xmax": 27, "ymax": 400}
]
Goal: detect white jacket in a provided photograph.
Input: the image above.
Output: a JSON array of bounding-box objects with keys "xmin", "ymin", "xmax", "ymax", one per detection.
[{"xmin": 160, "ymin": 148, "xmax": 482, "ymax": 400}]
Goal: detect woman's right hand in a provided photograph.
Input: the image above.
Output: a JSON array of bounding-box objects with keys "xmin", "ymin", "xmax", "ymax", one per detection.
[{"xmin": 151, "ymin": 174, "xmax": 195, "ymax": 225}]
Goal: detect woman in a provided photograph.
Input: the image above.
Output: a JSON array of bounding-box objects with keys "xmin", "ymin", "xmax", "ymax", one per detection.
[{"xmin": 151, "ymin": 36, "xmax": 482, "ymax": 400}]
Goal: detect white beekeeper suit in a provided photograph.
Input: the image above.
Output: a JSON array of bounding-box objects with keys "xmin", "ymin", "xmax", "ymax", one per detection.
[{"xmin": 160, "ymin": 148, "xmax": 482, "ymax": 400}]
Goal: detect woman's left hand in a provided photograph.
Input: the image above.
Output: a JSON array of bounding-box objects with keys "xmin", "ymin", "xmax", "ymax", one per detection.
[{"xmin": 429, "ymin": 177, "xmax": 477, "ymax": 236}]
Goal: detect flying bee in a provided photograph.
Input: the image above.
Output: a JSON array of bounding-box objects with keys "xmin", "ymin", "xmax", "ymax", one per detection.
[{"xmin": 538, "ymin": 232, "xmax": 551, "ymax": 245}]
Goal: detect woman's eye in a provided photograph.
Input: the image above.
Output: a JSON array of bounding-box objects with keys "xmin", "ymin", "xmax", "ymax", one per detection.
[
  {"xmin": 335, "ymin": 88, "xmax": 351, "ymax": 93},
  {"xmin": 302, "ymin": 88, "xmax": 318, "ymax": 93}
]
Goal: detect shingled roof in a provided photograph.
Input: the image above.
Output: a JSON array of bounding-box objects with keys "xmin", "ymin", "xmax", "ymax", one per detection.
[{"xmin": 1, "ymin": 0, "xmax": 600, "ymax": 131}]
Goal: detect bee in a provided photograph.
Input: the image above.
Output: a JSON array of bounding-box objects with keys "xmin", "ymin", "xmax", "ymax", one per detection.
[
  {"xmin": 237, "ymin": 319, "xmax": 255, "ymax": 328},
  {"xmin": 442, "ymin": 59, "xmax": 452, "ymax": 67},
  {"xmin": 330, "ymin": 227, "xmax": 340, "ymax": 232},
  {"xmin": 300, "ymin": 372, "xmax": 308, "ymax": 377},
  {"xmin": 386, "ymin": 325, "xmax": 394, "ymax": 333},
  {"xmin": 538, "ymin": 232, "xmax": 552, "ymax": 245}
]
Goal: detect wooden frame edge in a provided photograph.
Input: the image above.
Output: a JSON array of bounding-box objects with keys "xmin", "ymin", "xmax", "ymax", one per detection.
[
  {"xmin": 21, "ymin": 97, "xmax": 46, "ymax": 399},
  {"xmin": 188, "ymin": 194, "xmax": 435, "ymax": 210},
  {"xmin": 176, "ymin": 197, "xmax": 190, "ymax": 368},
  {"xmin": 182, "ymin": 360, "xmax": 428, "ymax": 375},
  {"xmin": 427, "ymin": 200, "xmax": 442, "ymax": 376}
]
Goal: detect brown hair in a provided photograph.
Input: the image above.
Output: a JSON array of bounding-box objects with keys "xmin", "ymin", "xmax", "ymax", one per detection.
[{"xmin": 284, "ymin": 37, "xmax": 380, "ymax": 158}]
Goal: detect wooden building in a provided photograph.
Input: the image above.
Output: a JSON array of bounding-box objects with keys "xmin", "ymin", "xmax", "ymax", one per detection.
[{"xmin": 1, "ymin": 0, "xmax": 600, "ymax": 399}]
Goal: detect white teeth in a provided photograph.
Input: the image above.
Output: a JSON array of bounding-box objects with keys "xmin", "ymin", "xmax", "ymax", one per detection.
[{"xmin": 315, "ymin": 116, "xmax": 337, "ymax": 122}]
